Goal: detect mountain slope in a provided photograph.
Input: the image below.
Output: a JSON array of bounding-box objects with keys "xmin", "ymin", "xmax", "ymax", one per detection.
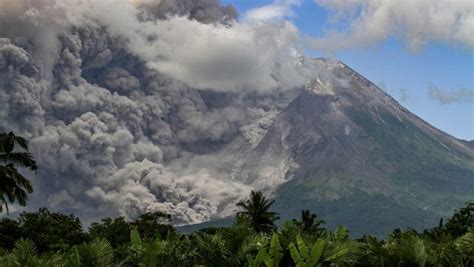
[{"xmin": 244, "ymin": 59, "xmax": 474, "ymax": 237}]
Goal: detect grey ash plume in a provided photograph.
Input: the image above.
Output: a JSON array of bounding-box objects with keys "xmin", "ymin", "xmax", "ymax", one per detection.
[{"xmin": 0, "ymin": 0, "xmax": 316, "ymax": 223}]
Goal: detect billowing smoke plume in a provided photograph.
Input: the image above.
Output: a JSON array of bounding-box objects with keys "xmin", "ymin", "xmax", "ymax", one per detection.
[{"xmin": 0, "ymin": 0, "xmax": 319, "ymax": 223}]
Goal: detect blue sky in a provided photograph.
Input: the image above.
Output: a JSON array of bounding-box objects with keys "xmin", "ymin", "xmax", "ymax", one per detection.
[{"xmin": 223, "ymin": 0, "xmax": 474, "ymax": 140}]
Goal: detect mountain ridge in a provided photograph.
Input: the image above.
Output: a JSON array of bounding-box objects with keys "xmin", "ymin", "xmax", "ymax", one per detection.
[{"xmin": 221, "ymin": 58, "xmax": 474, "ymax": 236}]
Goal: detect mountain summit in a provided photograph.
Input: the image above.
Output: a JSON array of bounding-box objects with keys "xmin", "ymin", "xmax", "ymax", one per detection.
[
  {"xmin": 2, "ymin": 31, "xmax": 472, "ymax": 236},
  {"xmin": 242, "ymin": 58, "xmax": 473, "ymax": 236},
  {"xmin": 1, "ymin": 0, "xmax": 472, "ymax": 239}
]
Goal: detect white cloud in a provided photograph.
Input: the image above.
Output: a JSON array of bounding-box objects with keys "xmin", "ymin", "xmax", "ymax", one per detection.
[
  {"xmin": 310, "ymin": 0, "xmax": 474, "ymax": 51},
  {"xmin": 244, "ymin": 0, "xmax": 302, "ymax": 21},
  {"xmin": 146, "ymin": 17, "xmax": 304, "ymax": 91},
  {"xmin": 55, "ymin": 0, "xmax": 309, "ymax": 92},
  {"xmin": 428, "ymin": 85, "xmax": 474, "ymax": 104}
]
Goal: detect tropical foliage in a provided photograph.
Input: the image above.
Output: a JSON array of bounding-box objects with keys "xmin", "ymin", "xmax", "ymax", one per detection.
[
  {"xmin": 236, "ymin": 190, "xmax": 280, "ymax": 233},
  {"xmin": 0, "ymin": 199, "xmax": 471, "ymax": 266},
  {"xmin": 0, "ymin": 132, "xmax": 37, "ymax": 213}
]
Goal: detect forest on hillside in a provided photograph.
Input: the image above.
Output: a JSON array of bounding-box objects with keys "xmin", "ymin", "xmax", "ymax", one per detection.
[{"xmin": 1, "ymin": 133, "xmax": 473, "ymax": 266}]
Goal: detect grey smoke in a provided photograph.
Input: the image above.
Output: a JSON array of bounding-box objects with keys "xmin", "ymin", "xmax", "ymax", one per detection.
[
  {"xmin": 134, "ymin": 0, "xmax": 238, "ymax": 24},
  {"xmin": 62, "ymin": 0, "xmax": 310, "ymax": 92},
  {"xmin": 428, "ymin": 85, "xmax": 474, "ymax": 104},
  {"xmin": 398, "ymin": 88, "xmax": 409, "ymax": 102},
  {"xmin": 0, "ymin": 0, "xmax": 319, "ymax": 224}
]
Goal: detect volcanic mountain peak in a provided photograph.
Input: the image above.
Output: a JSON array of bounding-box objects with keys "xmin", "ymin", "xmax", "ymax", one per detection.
[
  {"xmin": 234, "ymin": 58, "xmax": 474, "ymax": 236},
  {"xmin": 185, "ymin": 58, "xmax": 473, "ymax": 235},
  {"xmin": 307, "ymin": 59, "xmax": 472, "ymax": 156}
]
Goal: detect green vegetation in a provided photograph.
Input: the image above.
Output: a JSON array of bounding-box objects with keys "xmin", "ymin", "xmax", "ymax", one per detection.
[
  {"xmin": 236, "ymin": 191, "xmax": 280, "ymax": 233},
  {"xmin": 0, "ymin": 132, "xmax": 37, "ymax": 213},
  {"xmin": 271, "ymin": 109, "xmax": 474, "ymax": 237},
  {"xmin": 348, "ymin": 110, "xmax": 474, "ymax": 193},
  {"xmin": 0, "ymin": 200, "xmax": 471, "ymax": 266}
]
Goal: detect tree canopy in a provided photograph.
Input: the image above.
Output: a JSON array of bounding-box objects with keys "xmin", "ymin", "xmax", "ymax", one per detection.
[
  {"xmin": 0, "ymin": 132, "xmax": 37, "ymax": 213},
  {"xmin": 236, "ymin": 190, "xmax": 280, "ymax": 233}
]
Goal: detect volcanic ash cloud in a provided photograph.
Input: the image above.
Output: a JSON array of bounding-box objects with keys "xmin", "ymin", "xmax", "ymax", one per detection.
[{"xmin": 0, "ymin": 0, "xmax": 316, "ymax": 223}]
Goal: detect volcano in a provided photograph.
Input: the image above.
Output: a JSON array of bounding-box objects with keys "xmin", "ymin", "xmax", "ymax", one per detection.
[
  {"xmin": 1, "ymin": 0, "xmax": 473, "ymax": 240},
  {"xmin": 236, "ymin": 58, "xmax": 474, "ymax": 236},
  {"xmin": 2, "ymin": 32, "xmax": 473, "ymax": 236}
]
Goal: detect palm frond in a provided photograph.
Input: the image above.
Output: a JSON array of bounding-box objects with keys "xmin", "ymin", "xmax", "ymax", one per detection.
[
  {"xmin": 76, "ymin": 238, "xmax": 114, "ymax": 267},
  {"xmin": 455, "ymin": 228, "xmax": 474, "ymax": 263},
  {"xmin": 0, "ymin": 152, "xmax": 37, "ymax": 171},
  {"xmin": 13, "ymin": 238, "xmax": 39, "ymax": 265}
]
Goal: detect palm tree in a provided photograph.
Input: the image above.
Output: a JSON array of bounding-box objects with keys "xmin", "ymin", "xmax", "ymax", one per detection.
[
  {"xmin": 0, "ymin": 238, "xmax": 65, "ymax": 266},
  {"xmin": 236, "ymin": 191, "xmax": 279, "ymax": 233},
  {"xmin": 292, "ymin": 210, "xmax": 325, "ymax": 234},
  {"xmin": 194, "ymin": 231, "xmax": 233, "ymax": 266},
  {"xmin": 73, "ymin": 238, "xmax": 115, "ymax": 267},
  {"xmin": 0, "ymin": 132, "xmax": 37, "ymax": 213}
]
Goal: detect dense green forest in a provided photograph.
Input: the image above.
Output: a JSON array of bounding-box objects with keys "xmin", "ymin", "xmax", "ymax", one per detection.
[
  {"xmin": 0, "ymin": 198, "xmax": 472, "ymax": 266},
  {"xmin": 1, "ymin": 133, "xmax": 473, "ymax": 266}
]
